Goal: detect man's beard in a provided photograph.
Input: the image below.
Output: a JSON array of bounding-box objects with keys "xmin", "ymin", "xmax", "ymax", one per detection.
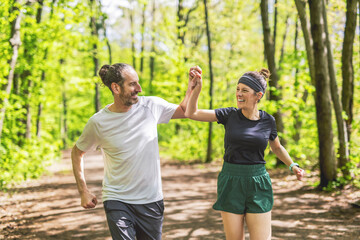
[{"xmin": 119, "ymin": 91, "xmax": 138, "ymax": 106}]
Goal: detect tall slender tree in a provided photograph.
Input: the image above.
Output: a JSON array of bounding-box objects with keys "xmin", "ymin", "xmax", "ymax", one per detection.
[
  {"xmin": 149, "ymin": 0, "xmax": 156, "ymax": 94},
  {"xmin": 308, "ymin": 0, "xmax": 336, "ymax": 187},
  {"xmin": 0, "ymin": 0, "xmax": 22, "ymax": 143},
  {"xmin": 260, "ymin": 0, "xmax": 286, "ymax": 165},
  {"xmin": 89, "ymin": 0, "xmax": 101, "ymax": 112},
  {"xmin": 99, "ymin": 1, "xmax": 112, "ymax": 64},
  {"xmin": 341, "ymin": 0, "xmax": 358, "ymax": 145},
  {"xmin": 322, "ymin": 0, "xmax": 349, "ymax": 178},
  {"xmin": 19, "ymin": 0, "xmax": 40, "ymax": 142},
  {"xmin": 203, "ymin": 0, "xmax": 214, "ymax": 163},
  {"xmin": 294, "ymin": 0, "xmax": 315, "ymax": 85},
  {"xmin": 36, "ymin": 0, "xmax": 57, "ymax": 138},
  {"xmin": 129, "ymin": 2, "xmax": 136, "ymax": 70},
  {"xmin": 140, "ymin": 2, "xmax": 146, "ymax": 74}
]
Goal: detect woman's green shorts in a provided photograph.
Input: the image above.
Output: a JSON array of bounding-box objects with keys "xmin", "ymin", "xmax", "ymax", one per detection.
[{"xmin": 213, "ymin": 161, "xmax": 273, "ymax": 214}]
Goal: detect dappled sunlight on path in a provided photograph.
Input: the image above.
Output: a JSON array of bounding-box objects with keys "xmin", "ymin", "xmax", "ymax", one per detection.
[{"xmin": 1, "ymin": 150, "xmax": 359, "ymax": 239}]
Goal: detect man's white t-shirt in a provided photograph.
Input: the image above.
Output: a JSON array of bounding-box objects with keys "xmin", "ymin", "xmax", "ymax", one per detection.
[{"xmin": 76, "ymin": 96, "xmax": 178, "ymax": 204}]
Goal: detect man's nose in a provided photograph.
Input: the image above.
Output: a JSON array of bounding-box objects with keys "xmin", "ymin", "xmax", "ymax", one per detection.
[{"xmin": 136, "ymin": 83, "xmax": 142, "ymax": 92}]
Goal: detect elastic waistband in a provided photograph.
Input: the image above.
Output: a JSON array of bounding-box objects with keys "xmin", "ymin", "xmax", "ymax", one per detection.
[{"xmin": 221, "ymin": 161, "xmax": 267, "ymax": 177}]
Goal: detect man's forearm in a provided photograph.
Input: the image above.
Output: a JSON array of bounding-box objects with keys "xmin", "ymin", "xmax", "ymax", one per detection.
[{"xmin": 71, "ymin": 145, "xmax": 88, "ymax": 194}]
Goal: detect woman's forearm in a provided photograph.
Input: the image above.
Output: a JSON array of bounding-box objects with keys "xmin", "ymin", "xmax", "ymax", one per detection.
[
  {"xmin": 185, "ymin": 84, "xmax": 201, "ymax": 118},
  {"xmin": 273, "ymin": 145, "xmax": 293, "ymax": 167}
]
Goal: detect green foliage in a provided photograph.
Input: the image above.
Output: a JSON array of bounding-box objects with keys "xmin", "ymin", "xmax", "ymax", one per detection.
[
  {"xmin": 0, "ymin": 137, "xmax": 60, "ymax": 189},
  {"xmin": 0, "ymin": 0, "xmax": 359, "ymax": 191}
]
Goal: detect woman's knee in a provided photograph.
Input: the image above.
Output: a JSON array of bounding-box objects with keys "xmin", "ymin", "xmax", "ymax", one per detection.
[{"xmin": 221, "ymin": 211, "xmax": 245, "ymax": 240}]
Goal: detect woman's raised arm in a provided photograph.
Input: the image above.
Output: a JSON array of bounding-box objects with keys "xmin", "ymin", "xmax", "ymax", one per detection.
[{"xmin": 185, "ymin": 74, "xmax": 218, "ymax": 122}]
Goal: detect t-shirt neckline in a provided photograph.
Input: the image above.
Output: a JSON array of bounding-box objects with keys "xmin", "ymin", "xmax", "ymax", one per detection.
[
  {"xmin": 238, "ymin": 108, "xmax": 262, "ymax": 122},
  {"xmin": 104, "ymin": 101, "xmax": 139, "ymax": 116}
]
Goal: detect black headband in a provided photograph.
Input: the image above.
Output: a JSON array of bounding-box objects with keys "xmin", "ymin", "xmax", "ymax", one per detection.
[{"xmin": 237, "ymin": 75, "xmax": 265, "ymax": 94}]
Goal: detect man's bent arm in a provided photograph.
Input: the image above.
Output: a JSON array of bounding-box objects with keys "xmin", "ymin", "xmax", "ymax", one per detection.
[
  {"xmin": 71, "ymin": 144, "xmax": 98, "ymax": 209},
  {"xmin": 172, "ymin": 87, "xmax": 192, "ymax": 119}
]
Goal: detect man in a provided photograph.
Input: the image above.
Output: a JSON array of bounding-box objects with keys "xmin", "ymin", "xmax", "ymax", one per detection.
[{"xmin": 71, "ymin": 63, "xmax": 202, "ymax": 240}]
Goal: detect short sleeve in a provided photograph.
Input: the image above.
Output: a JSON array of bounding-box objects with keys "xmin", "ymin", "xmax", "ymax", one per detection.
[
  {"xmin": 269, "ymin": 115, "xmax": 278, "ymax": 141},
  {"xmin": 145, "ymin": 96, "xmax": 178, "ymax": 124},
  {"xmin": 215, "ymin": 107, "xmax": 236, "ymax": 125},
  {"xmin": 76, "ymin": 118, "xmax": 101, "ymax": 152}
]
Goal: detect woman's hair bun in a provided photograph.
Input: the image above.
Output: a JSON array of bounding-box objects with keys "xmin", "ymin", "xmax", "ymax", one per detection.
[
  {"xmin": 99, "ymin": 64, "xmax": 110, "ymax": 81},
  {"xmin": 259, "ymin": 68, "xmax": 270, "ymax": 80}
]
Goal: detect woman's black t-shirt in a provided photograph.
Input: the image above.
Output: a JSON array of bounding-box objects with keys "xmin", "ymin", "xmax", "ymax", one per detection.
[{"xmin": 215, "ymin": 107, "xmax": 277, "ymax": 165}]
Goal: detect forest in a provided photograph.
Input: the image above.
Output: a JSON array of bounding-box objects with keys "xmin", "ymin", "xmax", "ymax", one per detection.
[{"xmin": 0, "ymin": 0, "xmax": 359, "ymax": 191}]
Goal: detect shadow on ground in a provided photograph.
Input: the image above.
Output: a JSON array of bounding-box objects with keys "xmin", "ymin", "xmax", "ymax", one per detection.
[{"xmin": 0, "ymin": 150, "xmax": 359, "ymax": 239}]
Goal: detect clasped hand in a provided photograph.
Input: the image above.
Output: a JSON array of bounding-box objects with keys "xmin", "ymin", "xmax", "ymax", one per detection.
[{"xmin": 189, "ymin": 66, "xmax": 202, "ymax": 89}]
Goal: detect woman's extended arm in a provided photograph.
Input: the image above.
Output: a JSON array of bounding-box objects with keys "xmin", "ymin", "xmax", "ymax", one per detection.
[
  {"xmin": 184, "ymin": 75, "xmax": 217, "ymax": 122},
  {"xmin": 172, "ymin": 66, "xmax": 202, "ymax": 119},
  {"xmin": 269, "ymin": 137, "xmax": 305, "ymax": 180}
]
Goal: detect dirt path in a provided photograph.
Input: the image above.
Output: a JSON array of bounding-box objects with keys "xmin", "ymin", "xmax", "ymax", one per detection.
[{"xmin": 1, "ymin": 150, "xmax": 359, "ymax": 240}]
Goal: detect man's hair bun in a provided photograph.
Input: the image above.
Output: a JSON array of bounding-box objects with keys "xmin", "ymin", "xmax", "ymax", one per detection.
[{"xmin": 99, "ymin": 64, "xmax": 110, "ymax": 82}]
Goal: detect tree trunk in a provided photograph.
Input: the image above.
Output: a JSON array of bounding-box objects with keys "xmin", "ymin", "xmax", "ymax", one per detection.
[
  {"xmin": 294, "ymin": 0, "xmax": 316, "ymax": 85},
  {"xmin": 24, "ymin": 0, "xmax": 46, "ymax": 140},
  {"xmin": 24, "ymin": 81, "xmax": 32, "ymax": 140},
  {"xmin": 273, "ymin": 0, "xmax": 278, "ymax": 53},
  {"xmin": 278, "ymin": 14, "xmax": 290, "ymax": 69},
  {"xmin": 130, "ymin": 9, "xmax": 136, "ymax": 69},
  {"xmin": 105, "ymin": 37, "xmax": 112, "ymax": 64},
  {"xmin": 176, "ymin": 0, "xmax": 198, "ymax": 62},
  {"xmin": 260, "ymin": 0, "xmax": 286, "ymax": 166},
  {"xmin": 308, "ymin": 0, "xmax": 336, "ymax": 188},
  {"xmin": 36, "ymin": 0, "xmax": 56, "ymax": 138},
  {"xmin": 0, "ymin": 1, "xmax": 22, "ymax": 143},
  {"xmin": 149, "ymin": 0, "xmax": 156, "ymax": 94},
  {"xmin": 322, "ymin": 0, "xmax": 350, "ymax": 178},
  {"xmin": 177, "ymin": 0, "xmax": 185, "ymax": 45},
  {"xmin": 99, "ymin": 0, "xmax": 112, "ymax": 64},
  {"xmin": 18, "ymin": 0, "xmax": 38, "ymax": 143},
  {"xmin": 293, "ymin": 17, "xmax": 301, "ymax": 142},
  {"xmin": 203, "ymin": 0, "xmax": 214, "ymax": 163},
  {"xmin": 140, "ymin": 3, "xmax": 146, "ymax": 74},
  {"xmin": 341, "ymin": 0, "xmax": 357, "ymax": 144},
  {"xmin": 90, "ymin": 0, "xmax": 101, "ymax": 112},
  {"xmin": 61, "ymin": 76, "xmax": 68, "ymax": 149}
]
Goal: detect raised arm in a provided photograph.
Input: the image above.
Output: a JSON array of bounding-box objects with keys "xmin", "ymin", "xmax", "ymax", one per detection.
[
  {"xmin": 172, "ymin": 66, "xmax": 203, "ymax": 119},
  {"xmin": 71, "ymin": 144, "xmax": 98, "ymax": 209},
  {"xmin": 269, "ymin": 137, "xmax": 305, "ymax": 180},
  {"xmin": 184, "ymin": 73, "xmax": 218, "ymax": 122}
]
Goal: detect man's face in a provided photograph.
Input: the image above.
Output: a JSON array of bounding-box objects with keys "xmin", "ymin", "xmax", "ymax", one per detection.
[{"xmin": 118, "ymin": 68, "xmax": 142, "ymax": 106}]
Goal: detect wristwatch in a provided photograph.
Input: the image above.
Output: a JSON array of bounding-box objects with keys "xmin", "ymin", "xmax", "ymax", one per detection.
[{"xmin": 289, "ymin": 163, "xmax": 300, "ymax": 173}]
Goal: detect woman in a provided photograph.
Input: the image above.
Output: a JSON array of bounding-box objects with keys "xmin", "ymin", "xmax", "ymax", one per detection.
[{"xmin": 186, "ymin": 68, "xmax": 304, "ymax": 240}]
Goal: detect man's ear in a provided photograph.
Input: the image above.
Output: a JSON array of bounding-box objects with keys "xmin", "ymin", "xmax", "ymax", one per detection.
[
  {"xmin": 257, "ymin": 92, "xmax": 263, "ymax": 101},
  {"xmin": 111, "ymin": 82, "xmax": 121, "ymax": 94}
]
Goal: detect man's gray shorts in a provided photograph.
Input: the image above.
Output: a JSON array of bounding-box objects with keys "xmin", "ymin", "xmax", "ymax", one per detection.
[{"xmin": 103, "ymin": 200, "xmax": 164, "ymax": 240}]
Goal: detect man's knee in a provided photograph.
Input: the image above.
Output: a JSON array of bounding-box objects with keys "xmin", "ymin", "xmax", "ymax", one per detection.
[{"xmin": 108, "ymin": 217, "xmax": 136, "ymax": 240}]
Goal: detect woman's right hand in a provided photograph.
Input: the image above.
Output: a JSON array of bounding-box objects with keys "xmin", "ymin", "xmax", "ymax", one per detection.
[
  {"xmin": 293, "ymin": 166, "xmax": 305, "ymax": 181},
  {"xmin": 189, "ymin": 66, "xmax": 202, "ymax": 90}
]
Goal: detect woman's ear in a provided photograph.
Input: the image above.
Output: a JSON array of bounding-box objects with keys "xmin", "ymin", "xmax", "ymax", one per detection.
[
  {"xmin": 257, "ymin": 92, "xmax": 263, "ymax": 101},
  {"xmin": 111, "ymin": 82, "xmax": 121, "ymax": 94}
]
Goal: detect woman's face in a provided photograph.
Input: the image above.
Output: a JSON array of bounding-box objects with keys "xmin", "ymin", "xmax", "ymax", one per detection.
[{"xmin": 236, "ymin": 83, "xmax": 262, "ymax": 110}]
